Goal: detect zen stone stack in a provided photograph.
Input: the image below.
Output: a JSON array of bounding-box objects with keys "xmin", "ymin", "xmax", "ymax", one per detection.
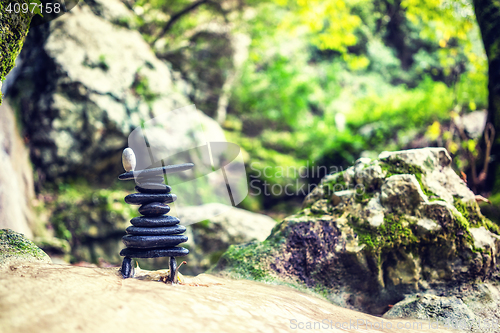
[{"xmin": 118, "ymin": 148, "xmax": 193, "ymax": 281}]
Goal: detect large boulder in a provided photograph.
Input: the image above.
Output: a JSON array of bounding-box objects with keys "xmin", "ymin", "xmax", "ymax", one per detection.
[
  {"xmin": 215, "ymin": 148, "xmax": 500, "ymax": 315},
  {"xmin": 4, "ymin": 0, "xmax": 193, "ymax": 183}
]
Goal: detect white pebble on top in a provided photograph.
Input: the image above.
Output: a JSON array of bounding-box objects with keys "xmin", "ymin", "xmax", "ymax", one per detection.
[{"xmin": 122, "ymin": 148, "xmax": 136, "ymax": 172}]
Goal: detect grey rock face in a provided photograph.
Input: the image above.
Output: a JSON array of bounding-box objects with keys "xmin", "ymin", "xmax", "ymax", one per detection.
[
  {"xmin": 380, "ymin": 174, "xmax": 428, "ymax": 212},
  {"xmin": 383, "ymin": 294, "xmax": 477, "ymax": 324}
]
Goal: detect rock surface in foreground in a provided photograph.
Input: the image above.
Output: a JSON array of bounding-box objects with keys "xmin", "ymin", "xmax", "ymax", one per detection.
[{"xmin": 0, "ymin": 262, "xmax": 456, "ymax": 333}]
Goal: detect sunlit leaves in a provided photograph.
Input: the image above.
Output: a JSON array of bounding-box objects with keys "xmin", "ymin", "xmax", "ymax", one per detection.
[
  {"xmin": 426, "ymin": 121, "xmax": 442, "ymax": 141},
  {"xmin": 402, "ymin": 0, "xmax": 485, "ymax": 73},
  {"xmin": 275, "ymin": 0, "xmax": 366, "ymax": 54}
]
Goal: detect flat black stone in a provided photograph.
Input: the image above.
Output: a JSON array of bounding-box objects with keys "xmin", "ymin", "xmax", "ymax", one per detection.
[
  {"xmin": 126, "ymin": 225, "xmax": 186, "ymax": 235},
  {"xmin": 122, "ymin": 235, "xmax": 188, "ymax": 249},
  {"xmin": 124, "ymin": 193, "xmax": 177, "ymax": 205},
  {"xmin": 130, "ymin": 216, "xmax": 180, "ymax": 227},
  {"xmin": 138, "ymin": 202, "xmax": 170, "ymax": 216},
  {"xmin": 120, "ymin": 247, "xmax": 189, "ymax": 258},
  {"xmin": 135, "ymin": 183, "xmax": 171, "ymax": 194},
  {"xmin": 118, "ymin": 163, "xmax": 194, "ymax": 180}
]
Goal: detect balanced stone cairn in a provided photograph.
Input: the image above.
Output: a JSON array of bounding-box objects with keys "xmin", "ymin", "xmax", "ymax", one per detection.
[{"xmin": 118, "ymin": 148, "xmax": 194, "ymax": 282}]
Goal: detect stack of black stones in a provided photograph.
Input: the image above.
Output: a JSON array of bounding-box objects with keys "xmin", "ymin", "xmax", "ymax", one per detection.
[{"xmin": 118, "ymin": 148, "xmax": 193, "ymax": 282}]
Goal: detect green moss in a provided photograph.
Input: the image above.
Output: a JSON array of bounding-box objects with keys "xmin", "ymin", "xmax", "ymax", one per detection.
[
  {"xmin": 212, "ymin": 217, "xmax": 291, "ymax": 281},
  {"xmin": 379, "ymin": 214, "xmax": 418, "ymax": 248},
  {"xmin": 323, "ymin": 171, "xmax": 348, "ymax": 193},
  {"xmin": 198, "ymin": 219, "xmax": 211, "ymax": 229},
  {"xmin": 83, "ymin": 54, "xmax": 110, "ymax": 71},
  {"xmin": 380, "ymin": 158, "xmax": 424, "ymax": 177},
  {"xmin": 346, "ymin": 215, "xmax": 377, "ymax": 251},
  {"xmin": 131, "ymin": 72, "xmax": 159, "ymax": 105},
  {"xmin": 0, "ymin": 0, "xmax": 37, "ymax": 104},
  {"xmin": 355, "ymin": 188, "xmax": 375, "ymax": 204},
  {"xmin": 347, "ymin": 213, "xmax": 418, "ymax": 256},
  {"xmin": 453, "ymin": 196, "xmax": 500, "ymax": 235},
  {"xmin": 213, "ymin": 240, "xmax": 277, "ymax": 281},
  {"xmin": 0, "ymin": 229, "xmax": 51, "ymax": 263}
]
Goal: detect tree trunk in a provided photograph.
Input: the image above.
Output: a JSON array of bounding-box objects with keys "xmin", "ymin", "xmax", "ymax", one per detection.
[{"xmin": 473, "ymin": 0, "xmax": 500, "ymax": 193}]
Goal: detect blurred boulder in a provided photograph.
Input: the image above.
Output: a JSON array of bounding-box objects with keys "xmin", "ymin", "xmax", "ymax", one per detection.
[
  {"xmin": 180, "ymin": 203, "xmax": 276, "ymax": 274},
  {"xmin": 215, "ymin": 147, "xmax": 500, "ymax": 315},
  {"xmin": 453, "ymin": 110, "xmax": 488, "ymax": 139},
  {"xmin": 5, "ymin": 0, "xmax": 194, "ymax": 184}
]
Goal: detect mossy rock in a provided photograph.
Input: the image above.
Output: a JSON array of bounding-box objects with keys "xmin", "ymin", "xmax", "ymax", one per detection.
[
  {"xmin": 0, "ymin": 0, "xmax": 35, "ymax": 104},
  {"xmin": 0, "ymin": 229, "xmax": 51, "ymax": 267},
  {"xmin": 214, "ymin": 148, "xmax": 500, "ymax": 315}
]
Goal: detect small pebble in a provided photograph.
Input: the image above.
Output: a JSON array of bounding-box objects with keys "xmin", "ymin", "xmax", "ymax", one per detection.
[{"xmin": 122, "ymin": 148, "xmax": 136, "ymax": 172}]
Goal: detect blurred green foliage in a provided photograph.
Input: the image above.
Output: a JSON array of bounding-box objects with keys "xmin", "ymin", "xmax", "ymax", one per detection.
[{"xmin": 122, "ymin": 0, "xmax": 488, "ymax": 213}]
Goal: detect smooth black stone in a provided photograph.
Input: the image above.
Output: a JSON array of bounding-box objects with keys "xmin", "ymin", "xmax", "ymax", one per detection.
[
  {"xmin": 118, "ymin": 163, "xmax": 194, "ymax": 180},
  {"xmin": 124, "ymin": 193, "xmax": 177, "ymax": 205},
  {"xmin": 135, "ymin": 183, "xmax": 171, "ymax": 194},
  {"xmin": 138, "ymin": 202, "xmax": 170, "ymax": 216},
  {"xmin": 121, "ymin": 256, "xmax": 132, "ymax": 279},
  {"xmin": 122, "ymin": 235, "xmax": 188, "ymax": 249},
  {"xmin": 169, "ymin": 257, "xmax": 177, "ymax": 282},
  {"xmin": 130, "ymin": 216, "xmax": 180, "ymax": 227},
  {"xmin": 126, "ymin": 225, "xmax": 186, "ymax": 235},
  {"xmin": 120, "ymin": 247, "xmax": 189, "ymax": 258}
]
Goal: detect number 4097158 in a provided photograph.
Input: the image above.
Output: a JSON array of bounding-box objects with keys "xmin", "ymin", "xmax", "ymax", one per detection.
[{"xmin": 5, "ymin": 2, "xmax": 61, "ymax": 15}]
